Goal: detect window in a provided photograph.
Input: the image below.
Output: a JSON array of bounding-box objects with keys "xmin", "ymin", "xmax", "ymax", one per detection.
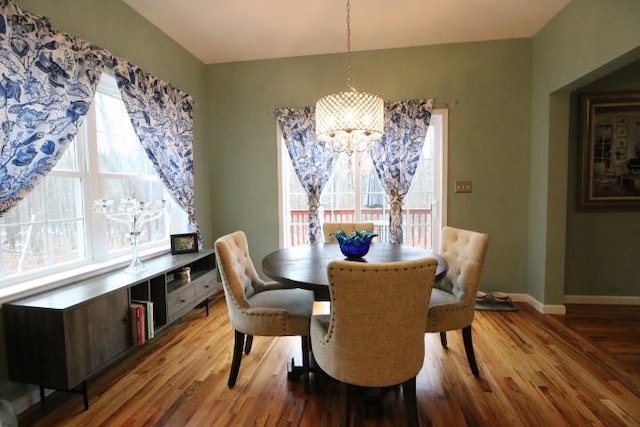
[
  {"xmin": 278, "ymin": 110, "xmax": 447, "ymax": 250},
  {"xmin": 0, "ymin": 74, "xmax": 183, "ymax": 290}
]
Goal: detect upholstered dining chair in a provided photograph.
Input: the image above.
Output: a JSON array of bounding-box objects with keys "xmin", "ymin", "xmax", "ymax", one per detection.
[
  {"xmin": 323, "ymin": 222, "xmax": 375, "ymax": 243},
  {"xmin": 426, "ymin": 226, "xmax": 490, "ymax": 376},
  {"xmin": 214, "ymin": 231, "xmax": 315, "ymax": 391},
  {"xmin": 311, "ymin": 257, "xmax": 439, "ymax": 427}
]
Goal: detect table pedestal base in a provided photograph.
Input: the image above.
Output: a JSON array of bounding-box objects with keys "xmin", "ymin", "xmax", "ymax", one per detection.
[{"xmin": 287, "ymin": 356, "xmax": 388, "ymax": 419}]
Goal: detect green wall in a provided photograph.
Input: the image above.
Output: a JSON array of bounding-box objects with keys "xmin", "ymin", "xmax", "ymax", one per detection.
[
  {"xmin": 530, "ymin": 0, "xmax": 640, "ymax": 304},
  {"xmin": 207, "ymin": 40, "xmax": 533, "ymax": 296}
]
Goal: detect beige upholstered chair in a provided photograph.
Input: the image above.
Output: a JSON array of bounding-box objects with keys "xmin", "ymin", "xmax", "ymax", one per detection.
[
  {"xmin": 426, "ymin": 226, "xmax": 490, "ymax": 376},
  {"xmin": 311, "ymin": 258, "xmax": 438, "ymax": 426},
  {"xmin": 323, "ymin": 222, "xmax": 375, "ymax": 243},
  {"xmin": 214, "ymin": 231, "xmax": 315, "ymax": 391}
]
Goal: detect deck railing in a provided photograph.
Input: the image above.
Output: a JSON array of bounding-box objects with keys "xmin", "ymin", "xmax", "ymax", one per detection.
[{"xmin": 288, "ymin": 208, "xmax": 433, "ymax": 250}]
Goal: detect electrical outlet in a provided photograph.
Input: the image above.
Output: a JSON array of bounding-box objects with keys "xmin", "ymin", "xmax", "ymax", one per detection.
[{"xmin": 455, "ymin": 181, "xmax": 472, "ymax": 193}]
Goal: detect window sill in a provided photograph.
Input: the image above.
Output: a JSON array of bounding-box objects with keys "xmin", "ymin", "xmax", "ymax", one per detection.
[{"xmin": 0, "ymin": 246, "xmax": 171, "ymax": 306}]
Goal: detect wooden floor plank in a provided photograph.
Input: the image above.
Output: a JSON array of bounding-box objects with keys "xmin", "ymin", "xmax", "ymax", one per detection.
[{"xmin": 18, "ymin": 298, "xmax": 640, "ymax": 427}]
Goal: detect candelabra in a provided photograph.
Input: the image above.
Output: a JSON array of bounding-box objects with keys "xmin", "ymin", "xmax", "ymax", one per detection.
[{"xmin": 94, "ymin": 197, "xmax": 169, "ymax": 274}]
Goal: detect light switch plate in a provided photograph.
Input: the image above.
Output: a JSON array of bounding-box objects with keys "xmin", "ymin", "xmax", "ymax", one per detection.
[{"xmin": 455, "ymin": 181, "xmax": 472, "ymax": 193}]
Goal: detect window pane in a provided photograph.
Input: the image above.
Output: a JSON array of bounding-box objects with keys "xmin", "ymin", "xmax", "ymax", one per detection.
[
  {"xmin": 95, "ymin": 92, "xmax": 153, "ymax": 175},
  {"xmin": 45, "ymin": 177, "xmax": 84, "ymax": 221},
  {"xmin": 0, "ymin": 224, "xmax": 46, "ymax": 277},
  {"xmin": 54, "ymin": 139, "xmax": 78, "ymax": 171},
  {"xmin": 0, "ymin": 184, "xmax": 44, "ymax": 223},
  {"xmin": 321, "ymin": 154, "xmax": 354, "ymax": 220},
  {"xmin": 46, "ymin": 220, "xmax": 85, "ymax": 265}
]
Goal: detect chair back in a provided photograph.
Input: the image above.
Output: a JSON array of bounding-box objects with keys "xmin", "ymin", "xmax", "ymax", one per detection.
[
  {"xmin": 313, "ymin": 257, "xmax": 438, "ymax": 387},
  {"xmin": 214, "ymin": 231, "xmax": 267, "ymax": 313},
  {"xmin": 323, "ymin": 222, "xmax": 375, "ymax": 243},
  {"xmin": 438, "ymin": 226, "xmax": 490, "ymax": 305}
]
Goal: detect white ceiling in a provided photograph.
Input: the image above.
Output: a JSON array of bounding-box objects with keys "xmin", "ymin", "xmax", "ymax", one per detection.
[{"xmin": 122, "ymin": 0, "xmax": 571, "ymax": 65}]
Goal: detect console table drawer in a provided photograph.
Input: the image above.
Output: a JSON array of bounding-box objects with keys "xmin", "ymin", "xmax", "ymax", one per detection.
[
  {"xmin": 167, "ymin": 284, "xmax": 196, "ymax": 318},
  {"xmin": 194, "ymin": 270, "xmax": 218, "ymax": 299}
]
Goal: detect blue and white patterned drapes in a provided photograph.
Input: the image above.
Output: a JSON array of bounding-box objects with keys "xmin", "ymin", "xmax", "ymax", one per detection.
[
  {"xmin": 114, "ymin": 59, "xmax": 201, "ymax": 246},
  {"xmin": 0, "ymin": 0, "xmax": 108, "ymax": 213},
  {"xmin": 276, "ymin": 106, "xmax": 340, "ymax": 244},
  {"xmin": 369, "ymin": 99, "xmax": 433, "ymax": 244},
  {"xmin": 0, "ymin": 0, "xmax": 202, "ymax": 246}
]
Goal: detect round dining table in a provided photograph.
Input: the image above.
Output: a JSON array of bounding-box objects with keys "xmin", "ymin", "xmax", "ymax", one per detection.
[{"xmin": 262, "ymin": 242, "xmax": 447, "ymax": 300}]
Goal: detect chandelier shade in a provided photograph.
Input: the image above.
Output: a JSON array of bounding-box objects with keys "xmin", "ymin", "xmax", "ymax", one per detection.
[{"xmin": 315, "ymin": 88, "xmax": 384, "ymax": 152}]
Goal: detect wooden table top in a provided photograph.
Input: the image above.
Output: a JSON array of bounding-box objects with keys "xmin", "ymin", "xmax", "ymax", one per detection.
[{"xmin": 262, "ymin": 243, "xmax": 446, "ymax": 300}]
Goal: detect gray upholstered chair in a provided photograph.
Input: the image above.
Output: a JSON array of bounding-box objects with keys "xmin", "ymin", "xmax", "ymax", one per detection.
[
  {"xmin": 214, "ymin": 231, "xmax": 315, "ymax": 391},
  {"xmin": 323, "ymin": 222, "xmax": 375, "ymax": 243},
  {"xmin": 426, "ymin": 226, "xmax": 490, "ymax": 376},
  {"xmin": 311, "ymin": 258, "xmax": 438, "ymax": 427}
]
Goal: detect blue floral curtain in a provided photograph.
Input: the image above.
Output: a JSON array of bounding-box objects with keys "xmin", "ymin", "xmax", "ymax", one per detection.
[
  {"xmin": 113, "ymin": 59, "xmax": 201, "ymax": 246},
  {"xmin": 0, "ymin": 0, "xmax": 108, "ymax": 213},
  {"xmin": 369, "ymin": 99, "xmax": 433, "ymax": 244},
  {"xmin": 275, "ymin": 107, "xmax": 340, "ymax": 244}
]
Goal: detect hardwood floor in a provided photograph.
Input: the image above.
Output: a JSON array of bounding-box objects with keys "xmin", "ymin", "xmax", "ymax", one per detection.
[
  {"xmin": 555, "ymin": 304, "xmax": 640, "ymax": 372},
  {"xmin": 18, "ymin": 298, "xmax": 640, "ymax": 426}
]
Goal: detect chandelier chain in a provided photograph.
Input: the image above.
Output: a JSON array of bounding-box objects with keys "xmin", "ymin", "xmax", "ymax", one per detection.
[{"xmin": 346, "ymin": 0, "xmax": 352, "ymax": 89}]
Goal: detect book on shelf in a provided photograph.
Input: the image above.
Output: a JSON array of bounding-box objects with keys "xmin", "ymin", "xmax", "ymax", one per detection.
[
  {"xmin": 129, "ymin": 303, "xmax": 146, "ymax": 346},
  {"xmin": 132, "ymin": 299, "xmax": 154, "ymax": 340}
]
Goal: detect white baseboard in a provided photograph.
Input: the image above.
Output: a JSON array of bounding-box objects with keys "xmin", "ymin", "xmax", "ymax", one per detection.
[
  {"xmin": 564, "ymin": 294, "xmax": 640, "ymax": 305},
  {"xmin": 497, "ymin": 293, "xmax": 566, "ymax": 314},
  {"xmin": 496, "ymin": 292, "xmax": 639, "ymax": 315},
  {"xmin": 525, "ymin": 294, "xmax": 565, "ymax": 314}
]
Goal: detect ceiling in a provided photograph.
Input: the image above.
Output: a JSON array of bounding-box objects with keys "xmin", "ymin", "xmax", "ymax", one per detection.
[{"xmin": 122, "ymin": 0, "xmax": 571, "ymax": 65}]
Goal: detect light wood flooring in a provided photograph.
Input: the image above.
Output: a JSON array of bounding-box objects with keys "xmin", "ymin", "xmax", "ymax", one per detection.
[{"xmin": 18, "ymin": 298, "xmax": 640, "ymax": 426}]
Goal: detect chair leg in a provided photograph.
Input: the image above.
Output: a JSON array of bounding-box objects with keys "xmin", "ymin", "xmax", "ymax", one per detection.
[
  {"xmin": 439, "ymin": 331, "xmax": 448, "ymax": 348},
  {"xmin": 301, "ymin": 335, "xmax": 310, "ymax": 393},
  {"xmin": 228, "ymin": 330, "xmax": 245, "ymax": 388},
  {"xmin": 244, "ymin": 335, "xmax": 254, "ymax": 355},
  {"xmin": 340, "ymin": 381, "xmax": 351, "ymax": 427},
  {"xmin": 462, "ymin": 325, "xmax": 480, "ymax": 376},
  {"xmin": 402, "ymin": 377, "xmax": 420, "ymax": 427}
]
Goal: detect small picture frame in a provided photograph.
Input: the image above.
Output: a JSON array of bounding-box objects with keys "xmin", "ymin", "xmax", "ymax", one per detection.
[
  {"xmin": 170, "ymin": 233, "xmax": 198, "ymax": 254},
  {"xmin": 617, "ymin": 114, "xmax": 628, "ymax": 127},
  {"xmin": 617, "ymin": 126, "xmax": 628, "ymax": 137}
]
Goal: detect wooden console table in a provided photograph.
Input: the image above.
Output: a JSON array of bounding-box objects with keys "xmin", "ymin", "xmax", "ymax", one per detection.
[{"xmin": 3, "ymin": 249, "xmax": 219, "ymax": 410}]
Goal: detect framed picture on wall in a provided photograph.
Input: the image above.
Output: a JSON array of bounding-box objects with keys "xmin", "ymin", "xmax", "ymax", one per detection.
[{"xmin": 579, "ymin": 92, "xmax": 640, "ymax": 210}]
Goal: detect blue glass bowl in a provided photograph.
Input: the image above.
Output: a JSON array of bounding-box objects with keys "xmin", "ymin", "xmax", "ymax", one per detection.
[
  {"xmin": 338, "ymin": 239, "xmax": 373, "ymax": 259},
  {"xmin": 331, "ymin": 230, "xmax": 377, "ymax": 260}
]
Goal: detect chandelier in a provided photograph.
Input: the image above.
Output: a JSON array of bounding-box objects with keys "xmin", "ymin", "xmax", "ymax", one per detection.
[{"xmin": 315, "ymin": 0, "xmax": 384, "ymax": 156}]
